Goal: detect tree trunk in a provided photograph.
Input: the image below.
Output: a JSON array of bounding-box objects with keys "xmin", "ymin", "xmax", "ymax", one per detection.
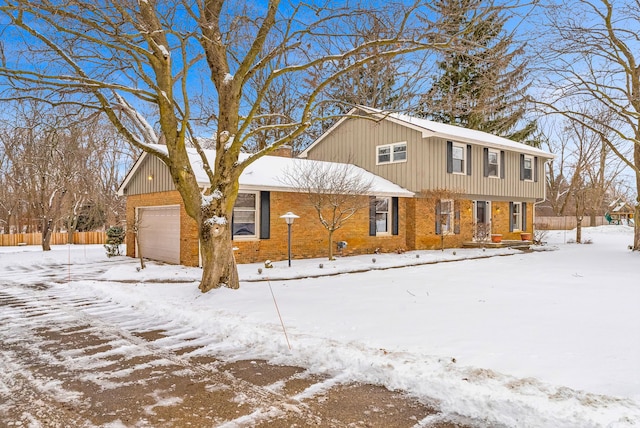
[
  {"xmin": 328, "ymin": 229, "xmax": 334, "ymax": 261},
  {"xmin": 576, "ymin": 215, "xmax": 582, "ymax": 244},
  {"xmin": 634, "ymin": 156, "xmax": 640, "ymax": 250},
  {"xmin": 199, "ymin": 225, "xmax": 238, "ymax": 293},
  {"xmin": 634, "ymin": 197, "xmax": 640, "ymax": 251},
  {"xmin": 42, "ymin": 219, "xmax": 52, "ymax": 251},
  {"xmin": 134, "ymin": 230, "xmax": 145, "ymax": 269},
  {"xmin": 67, "ymin": 220, "xmax": 77, "ymax": 244}
]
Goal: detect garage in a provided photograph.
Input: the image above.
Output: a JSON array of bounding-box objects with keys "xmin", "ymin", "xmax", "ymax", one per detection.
[{"xmin": 137, "ymin": 206, "xmax": 180, "ymax": 264}]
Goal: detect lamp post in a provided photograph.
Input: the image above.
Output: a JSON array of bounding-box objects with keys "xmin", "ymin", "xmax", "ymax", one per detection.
[{"xmin": 280, "ymin": 212, "xmax": 299, "ymax": 267}]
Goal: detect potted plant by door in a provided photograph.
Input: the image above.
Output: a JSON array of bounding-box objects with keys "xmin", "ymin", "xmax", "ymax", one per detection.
[
  {"xmin": 491, "ymin": 234, "xmax": 503, "ymax": 243},
  {"xmin": 521, "ymin": 232, "xmax": 532, "ymax": 241}
]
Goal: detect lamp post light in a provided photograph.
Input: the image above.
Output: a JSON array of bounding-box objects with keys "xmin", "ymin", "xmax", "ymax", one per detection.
[{"xmin": 280, "ymin": 211, "xmax": 299, "ymax": 267}]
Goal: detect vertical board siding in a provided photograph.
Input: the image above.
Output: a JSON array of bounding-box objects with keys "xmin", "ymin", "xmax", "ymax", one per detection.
[
  {"xmin": 306, "ymin": 117, "xmax": 546, "ymax": 200},
  {"xmin": 123, "ymin": 155, "xmax": 174, "ymax": 195}
]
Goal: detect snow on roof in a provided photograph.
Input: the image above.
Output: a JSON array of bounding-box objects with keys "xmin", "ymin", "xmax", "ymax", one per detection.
[
  {"xmin": 301, "ymin": 106, "xmax": 553, "ymax": 159},
  {"xmin": 608, "ymin": 197, "xmax": 634, "ymax": 213},
  {"xmin": 147, "ymin": 144, "xmax": 414, "ymax": 197}
]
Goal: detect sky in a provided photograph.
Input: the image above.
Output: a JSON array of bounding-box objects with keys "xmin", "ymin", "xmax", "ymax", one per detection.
[{"xmin": 1, "ymin": 224, "xmax": 639, "ymax": 427}]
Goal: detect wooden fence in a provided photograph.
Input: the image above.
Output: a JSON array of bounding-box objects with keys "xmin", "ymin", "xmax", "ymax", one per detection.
[
  {"xmin": 0, "ymin": 231, "xmax": 107, "ymax": 247},
  {"xmin": 535, "ymin": 216, "xmax": 607, "ymax": 230}
]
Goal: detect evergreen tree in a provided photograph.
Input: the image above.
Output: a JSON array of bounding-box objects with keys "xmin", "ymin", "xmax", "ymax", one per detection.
[{"xmin": 417, "ymin": 0, "xmax": 535, "ymax": 142}]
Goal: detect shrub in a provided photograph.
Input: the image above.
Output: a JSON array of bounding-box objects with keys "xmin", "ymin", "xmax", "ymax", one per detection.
[{"xmin": 104, "ymin": 226, "xmax": 125, "ymax": 257}]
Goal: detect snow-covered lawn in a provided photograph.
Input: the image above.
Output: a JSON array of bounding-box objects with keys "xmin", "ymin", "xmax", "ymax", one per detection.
[{"xmin": 2, "ymin": 225, "xmax": 639, "ymax": 427}]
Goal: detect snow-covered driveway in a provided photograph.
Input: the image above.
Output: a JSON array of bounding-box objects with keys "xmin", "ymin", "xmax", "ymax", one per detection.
[{"xmin": 0, "ymin": 258, "xmax": 466, "ymax": 427}]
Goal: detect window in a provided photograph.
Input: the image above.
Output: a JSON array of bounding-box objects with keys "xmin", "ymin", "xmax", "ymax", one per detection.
[
  {"xmin": 377, "ymin": 146, "xmax": 390, "ymax": 163},
  {"xmin": 488, "ymin": 149, "xmax": 500, "ymax": 177},
  {"xmin": 447, "ymin": 141, "xmax": 469, "ymax": 175},
  {"xmin": 439, "ymin": 199, "xmax": 454, "ymax": 234},
  {"xmin": 393, "ymin": 143, "xmax": 407, "ymax": 162},
  {"xmin": 377, "ymin": 142, "xmax": 407, "ymax": 164},
  {"xmin": 522, "ymin": 155, "xmax": 533, "ymax": 181},
  {"xmin": 233, "ymin": 192, "xmax": 257, "ymax": 237},
  {"xmin": 375, "ymin": 197, "xmax": 390, "ymax": 234},
  {"xmin": 511, "ymin": 202, "xmax": 522, "ymax": 231},
  {"xmin": 369, "ymin": 196, "xmax": 398, "ymax": 236},
  {"xmin": 452, "ymin": 144, "xmax": 465, "ymax": 173}
]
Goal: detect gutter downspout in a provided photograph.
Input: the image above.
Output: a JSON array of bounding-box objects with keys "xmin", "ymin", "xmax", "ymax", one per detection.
[{"xmin": 533, "ymin": 159, "xmax": 551, "ymax": 239}]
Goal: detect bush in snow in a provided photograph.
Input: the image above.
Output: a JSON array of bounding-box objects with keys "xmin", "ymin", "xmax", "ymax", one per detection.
[{"xmin": 104, "ymin": 226, "xmax": 125, "ymax": 257}]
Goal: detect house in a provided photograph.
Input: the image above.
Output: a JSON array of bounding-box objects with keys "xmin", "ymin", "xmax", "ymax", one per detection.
[
  {"xmin": 300, "ymin": 106, "xmax": 554, "ymax": 248},
  {"xmin": 117, "ymin": 144, "xmax": 414, "ymax": 265},
  {"xmin": 118, "ymin": 107, "xmax": 554, "ymax": 266}
]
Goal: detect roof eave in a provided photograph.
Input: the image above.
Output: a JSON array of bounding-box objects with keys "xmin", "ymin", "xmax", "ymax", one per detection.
[{"xmin": 116, "ymin": 150, "xmax": 148, "ymax": 196}]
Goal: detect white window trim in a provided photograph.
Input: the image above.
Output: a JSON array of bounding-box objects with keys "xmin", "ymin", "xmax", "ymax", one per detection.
[
  {"xmin": 451, "ymin": 142, "xmax": 466, "ymax": 175},
  {"xmin": 512, "ymin": 202, "xmax": 523, "ymax": 232},
  {"xmin": 232, "ymin": 191, "xmax": 259, "ymax": 241},
  {"xmin": 523, "ymin": 155, "xmax": 534, "ymax": 182},
  {"xmin": 375, "ymin": 196, "xmax": 391, "ymax": 236},
  {"xmin": 440, "ymin": 199, "xmax": 455, "ymax": 235},
  {"xmin": 376, "ymin": 141, "xmax": 408, "ymax": 165},
  {"xmin": 488, "ymin": 148, "xmax": 500, "ymax": 179}
]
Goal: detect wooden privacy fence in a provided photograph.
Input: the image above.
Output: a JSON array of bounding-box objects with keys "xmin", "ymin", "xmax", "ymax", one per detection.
[
  {"xmin": 535, "ymin": 216, "xmax": 607, "ymax": 230},
  {"xmin": 0, "ymin": 231, "xmax": 107, "ymax": 247}
]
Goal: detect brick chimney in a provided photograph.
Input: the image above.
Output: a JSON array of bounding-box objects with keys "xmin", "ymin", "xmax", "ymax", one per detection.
[{"xmin": 269, "ymin": 144, "xmax": 292, "ymax": 158}]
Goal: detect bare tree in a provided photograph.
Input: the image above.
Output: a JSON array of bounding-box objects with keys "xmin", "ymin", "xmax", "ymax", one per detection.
[
  {"xmin": 0, "ymin": 0, "xmax": 504, "ymax": 292},
  {"xmin": 420, "ymin": 188, "xmax": 465, "ymax": 250},
  {"xmin": 282, "ymin": 160, "xmax": 373, "ymax": 260},
  {"xmin": 1, "ymin": 101, "xmax": 135, "ymax": 247},
  {"xmin": 535, "ymin": 123, "xmax": 571, "ymax": 216},
  {"xmin": 0, "ymin": 103, "xmax": 82, "ymax": 250},
  {"xmin": 538, "ymin": 112, "xmax": 627, "ymax": 230},
  {"xmin": 536, "ymin": 0, "xmax": 640, "ymax": 249}
]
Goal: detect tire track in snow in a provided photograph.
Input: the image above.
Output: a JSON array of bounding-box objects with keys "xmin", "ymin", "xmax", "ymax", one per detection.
[{"xmin": 1, "ymin": 260, "xmax": 473, "ymax": 427}]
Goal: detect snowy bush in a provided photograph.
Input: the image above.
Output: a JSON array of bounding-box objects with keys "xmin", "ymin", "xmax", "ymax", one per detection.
[
  {"xmin": 533, "ymin": 227, "xmax": 549, "ymax": 245},
  {"xmin": 104, "ymin": 226, "xmax": 125, "ymax": 257}
]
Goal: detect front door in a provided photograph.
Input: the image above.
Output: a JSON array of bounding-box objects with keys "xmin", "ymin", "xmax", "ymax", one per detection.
[{"xmin": 474, "ymin": 201, "xmax": 491, "ymax": 241}]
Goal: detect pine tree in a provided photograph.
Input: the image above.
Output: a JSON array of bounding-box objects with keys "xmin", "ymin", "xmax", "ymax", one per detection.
[{"xmin": 417, "ymin": 0, "xmax": 535, "ymax": 142}]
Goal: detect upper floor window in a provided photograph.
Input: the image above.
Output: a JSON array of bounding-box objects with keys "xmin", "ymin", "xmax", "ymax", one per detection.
[
  {"xmin": 233, "ymin": 192, "xmax": 257, "ymax": 238},
  {"xmin": 447, "ymin": 141, "xmax": 471, "ymax": 175},
  {"xmin": 487, "ymin": 149, "xmax": 500, "ymax": 178},
  {"xmin": 377, "ymin": 142, "xmax": 407, "ymax": 165},
  {"xmin": 452, "ymin": 144, "xmax": 465, "ymax": 174},
  {"xmin": 521, "ymin": 154, "xmax": 534, "ymax": 181}
]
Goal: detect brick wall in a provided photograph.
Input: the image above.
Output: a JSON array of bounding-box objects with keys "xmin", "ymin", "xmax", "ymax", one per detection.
[
  {"xmin": 490, "ymin": 201, "xmax": 534, "ymax": 240},
  {"xmin": 233, "ymin": 191, "xmax": 408, "ymax": 263},
  {"xmin": 409, "ymin": 198, "xmax": 474, "ymax": 250},
  {"xmin": 126, "ymin": 190, "xmax": 409, "ymax": 266},
  {"xmin": 125, "ymin": 191, "xmax": 535, "ymax": 266}
]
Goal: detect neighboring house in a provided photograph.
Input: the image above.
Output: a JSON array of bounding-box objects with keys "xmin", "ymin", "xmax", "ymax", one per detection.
[
  {"xmin": 117, "ymin": 144, "xmax": 413, "ymax": 265},
  {"xmin": 300, "ymin": 106, "xmax": 554, "ymax": 248}
]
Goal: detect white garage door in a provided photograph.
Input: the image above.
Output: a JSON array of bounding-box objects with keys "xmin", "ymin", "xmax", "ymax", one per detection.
[{"xmin": 137, "ymin": 206, "xmax": 180, "ymax": 264}]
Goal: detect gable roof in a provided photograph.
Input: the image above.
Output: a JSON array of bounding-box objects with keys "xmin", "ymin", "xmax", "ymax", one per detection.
[
  {"xmin": 117, "ymin": 144, "xmax": 414, "ymax": 198},
  {"xmin": 608, "ymin": 197, "xmax": 635, "ymax": 213},
  {"xmin": 299, "ymin": 106, "xmax": 553, "ymax": 159}
]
